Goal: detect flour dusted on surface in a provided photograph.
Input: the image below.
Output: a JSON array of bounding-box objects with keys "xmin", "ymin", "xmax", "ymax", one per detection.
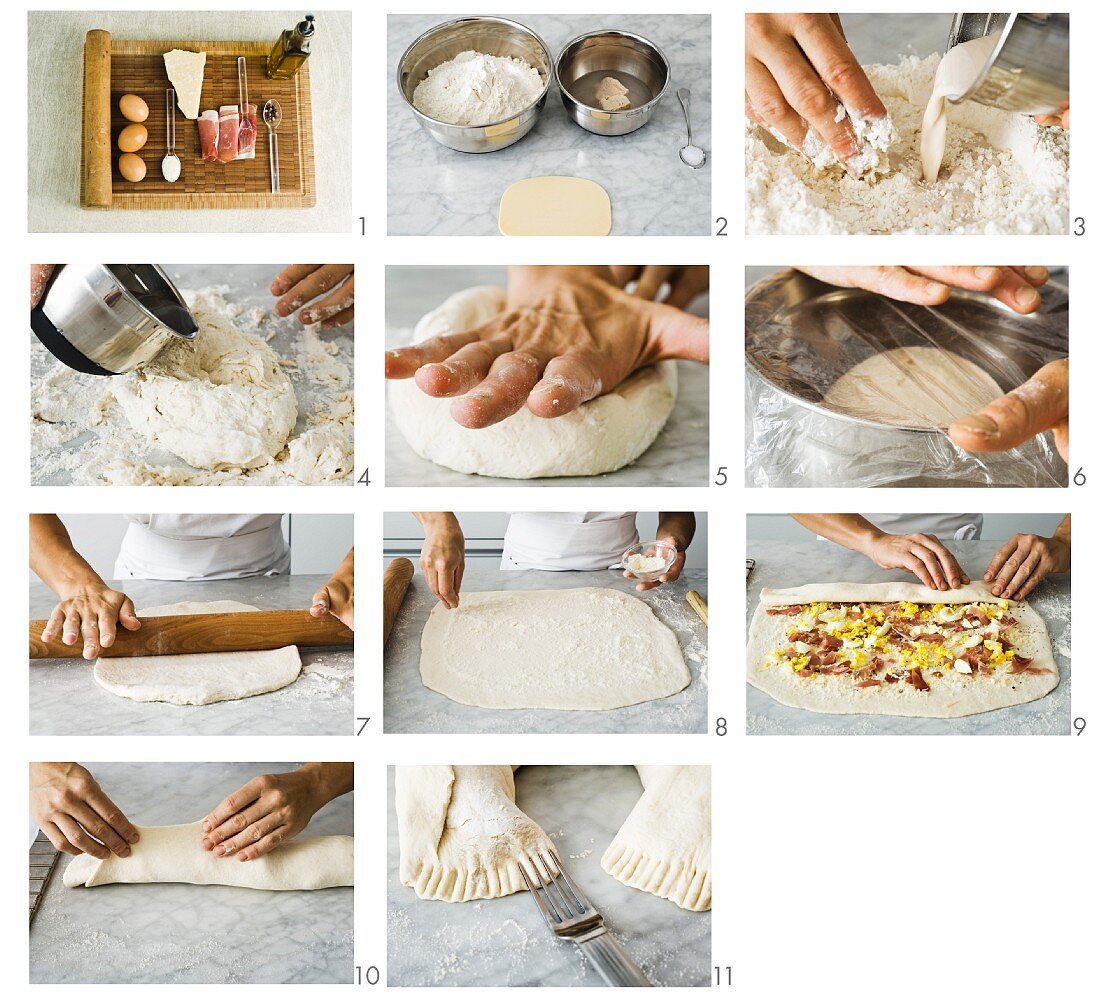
[
  {"xmin": 745, "ymin": 54, "xmax": 1069, "ymax": 234},
  {"xmin": 412, "ymin": 50, "xmax": 543, "ymax": 126}
]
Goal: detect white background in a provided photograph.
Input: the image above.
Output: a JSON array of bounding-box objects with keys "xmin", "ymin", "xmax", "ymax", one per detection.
[{"xmin": 15, "ymin": 2, "xmax": 1096, "ymax": 998}]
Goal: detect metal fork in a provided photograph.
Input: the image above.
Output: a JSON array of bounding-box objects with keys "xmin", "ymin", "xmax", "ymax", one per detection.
[{"xmin": 520, "ymin": 850, "xmax": 652, "ymax": 987}]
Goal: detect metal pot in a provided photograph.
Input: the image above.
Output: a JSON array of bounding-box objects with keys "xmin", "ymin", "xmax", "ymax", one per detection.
[
  {"xmin": 947, "ymin": 12, "xmax": 1069, "ymax": 114},
  {"xmin": 31, "ymin": 264, "xmax": 197, "ymax": 375},
  {"xmin": 396, "ymin": 16, "xmax": 553, "ymax": 154},
  {"xmin": 556, "ymin": 30, "xmax": 669, "ymax": 136}
]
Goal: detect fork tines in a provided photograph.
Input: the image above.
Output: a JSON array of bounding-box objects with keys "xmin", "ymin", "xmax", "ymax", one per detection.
[{"xmin": 520, "ymin": 850, "xmax": 601, "ymax": 937}]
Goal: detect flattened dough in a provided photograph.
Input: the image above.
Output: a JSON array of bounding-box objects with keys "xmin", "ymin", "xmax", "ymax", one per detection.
[
  {"xmin": 824, "ymin": 345, "xmax": 1002, "ymax": 428},
  {"xmin": 420, "ymin": 588, "xmax": 690, "ymax": 710},
  {"xmin": 93, "ymin": 600, "xmax": 302, "ymax": 706},
  {"xmin": 747, "ymin": 580, "xmax": 1059, "ymax": 718},
  {"xmin": 63, "ymin": 821, "xmax": 352, "ymax": 890},
  {"xmin": 390, "ymin": 287, "xmax": 677, "ymax": 478},
  {"xmin": 498, "ymin": 176, "xmax": 612, "ymax": 236}
]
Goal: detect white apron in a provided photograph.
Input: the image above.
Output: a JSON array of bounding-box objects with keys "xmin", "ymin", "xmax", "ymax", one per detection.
[
  {"xmin": 866, "ymin": 513, "xmax": 983, "ymax": 542},
  {"xmin": 114, "ymin": 514, "xmax": 290, "ymax": 580},
  {"xmin": 502, "ymin": 512, "xmax": 639, "ymax": 571}
]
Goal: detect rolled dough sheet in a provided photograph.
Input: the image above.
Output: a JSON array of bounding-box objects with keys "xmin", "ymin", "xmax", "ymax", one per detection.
[
  {"xmin": 498, "ymin": 176, "xmax": 612, "ymax": 236},
  {"xmin": 823, "ymin": 345, "xmax": 1002, "ymax": 429},
  {"xmin": 420, "ymin": 587, "xmax": 690, "ymax": 710},
  {"xmin": 747, "ymin": 580, "xmax": 1058, "ymax": 718},
  {"xmin": 63, "ymin": 821, "xmax": 352, "ymax": 890},
  {"xmin": 92, "ymin": 600, "xmax": 302, "ymax": 706}
]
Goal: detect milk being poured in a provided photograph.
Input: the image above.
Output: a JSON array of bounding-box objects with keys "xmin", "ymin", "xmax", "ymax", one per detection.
[{"xmin": 921, "ymin": 32, "xmax": 1002, "ymax": 182}]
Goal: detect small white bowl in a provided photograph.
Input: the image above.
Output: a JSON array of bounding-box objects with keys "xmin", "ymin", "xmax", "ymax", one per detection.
[{"xmin": 621, "ymin": 540, "xmax": 676, "ymax": 582}]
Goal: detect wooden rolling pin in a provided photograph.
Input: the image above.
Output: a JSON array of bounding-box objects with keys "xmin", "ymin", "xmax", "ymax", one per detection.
[
  {"xmin": 686, "ymin": 590, "xmax": 708, "ymax": 626},
  {"xmin": 384, "ymin": 558, "xmax": 415, "ymax": 646},
  {"xmin": 29, "ymin": 609, "xmax": 353, "ymax": 660},
  {"xmin": 82, "ymin": 29, "xmax": 113, "ymax": 210}
]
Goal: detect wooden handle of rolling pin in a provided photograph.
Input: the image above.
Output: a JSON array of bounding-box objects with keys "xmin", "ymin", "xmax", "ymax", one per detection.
[
  {"xmin": 29, "ymin": 610, "xmax": 353, "ymax": 659},
  {"xmin": 686, "ymin": 590, "xmax": 708, "ymax": 625},
  {"xmin": 82, "ymin": 29, "xmax": 113, "ymax": 209},
  {"xmin": 383, "ymin": 558, "xmax": 415, "ymax": 646}
]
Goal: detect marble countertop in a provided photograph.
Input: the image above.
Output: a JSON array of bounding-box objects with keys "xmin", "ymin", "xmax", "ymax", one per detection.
[
  {"xmin": 30, "ymin": 576, "xmax": 353, "ymax": 737},
  {"xmin": 30, "ymin": 762, "xmax": 353, "ymax": 984},
  {"xmin": 385, "ymin": 265, "xmax": 710, "ymax": 487},
  {"xmin": 387, "ymin": 765, "xmax": 710, "ymax": 987},
  {"xmin": 28, "ymin": 10, "xmax": 352, "ymax": 233},
  {"xmin": 384, "ymin": 565, "xmax": 707, "ymax": 734},
  {"xmin": 745, "ymin": 539, "xmax": 1071, "ymax": 736},
  {"xmin": 30, "ymin": 263, "xmax": 353, "ymax": 487},
  {"xmin": 387, "ymin": 14, "xmax": 711, "ymax": 236}
]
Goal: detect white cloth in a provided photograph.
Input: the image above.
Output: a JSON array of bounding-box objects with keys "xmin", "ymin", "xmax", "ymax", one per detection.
[
  {"xmin": 501, "ymin": 512, "xmax": 639, "ymax": 571},
  {"xmin": 865, "ymin": 513, "xmax": 983, "ymax": 542},
  {"xmin": 115, "ymin": 514, "xmax": 290, "ymax": 580}
]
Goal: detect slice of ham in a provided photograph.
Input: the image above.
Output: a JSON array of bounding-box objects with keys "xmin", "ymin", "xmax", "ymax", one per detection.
[
  {"xmin": 906, "ymin": 668, "xmax": 930, "ymax": 692},
  {"xmin": 1008, "ymin": 655, "xmax": 1054, "ymax": 676},
  {"xmin": 884, "ymin": 673, "xmax": 900, "ymax": 684},
  {"xmin": 217, "ymin": 105, "xmax": 240, "ymax": 163},
  {"xmin": 767, "ymin": 605, "xmax": 804, "ymax": 616},
  {"xmin": 856, "ymin": 679, "xmax": 882, "ymax": 687},
  {"xmin": 198, "ymin": 110, "xmax": 219, "ymax": 162}
]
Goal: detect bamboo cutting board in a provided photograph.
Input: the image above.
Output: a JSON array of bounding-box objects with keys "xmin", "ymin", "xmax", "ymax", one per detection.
[
  {"xmin": 29, "ymin": 609, "xmax": 352, "ymax": 659},
  {"xmin": 80, "ymin": 30, "xmax": 316, "ymax": 210}
]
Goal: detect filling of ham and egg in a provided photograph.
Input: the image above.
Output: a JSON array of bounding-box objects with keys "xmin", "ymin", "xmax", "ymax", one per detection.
[{"xmin": 764, "ymin": 600, "xmax": 1052, "ymax": 691}]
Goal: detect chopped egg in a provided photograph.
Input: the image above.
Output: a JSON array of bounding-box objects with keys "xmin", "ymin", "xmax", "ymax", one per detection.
[{"xmin": 953, "ymin": 659, "xmax": 972, "ymax": 673}]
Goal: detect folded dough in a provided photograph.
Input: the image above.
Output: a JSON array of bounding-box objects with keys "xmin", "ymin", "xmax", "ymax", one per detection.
[
  {"xmin": 397, "ymin": 765, "xmax": 558, "ymax": 902},
  {"xmin": 601, "ymin": 765, "xmax": 711, "ymax": 911},
  {"xmin": 397, "ymin": 765, "xmax": 711, "ymax": 911},
  {"xmin": 63, "ymin": 821, "xmax": 352, "ymax": 890}
]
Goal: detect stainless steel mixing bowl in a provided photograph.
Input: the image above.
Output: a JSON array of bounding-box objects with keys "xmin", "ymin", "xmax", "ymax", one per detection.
[
  {"xmin": 32, "ymin": 264, "xmax": 197, "ymax": 375},
  {"xmin": 947, "ymin": 12, "xmax": 1069, "ymax": 114},
  {"xmin": 396, "ymin": 16, "xmax": 553, "ymax": 153},
  {"xmin": 556, "ymin": 30, "xmax": 669, "ymax": 136}
]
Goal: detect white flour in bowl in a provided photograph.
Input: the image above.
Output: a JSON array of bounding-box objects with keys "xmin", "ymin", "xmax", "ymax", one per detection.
[
  {"xmin": 745, "ymin": 54, "xmax": 1069, "ymax": 235},
  {"xmin": 412, "ymin": 50, "xmax": 543, "ymax": 126}
]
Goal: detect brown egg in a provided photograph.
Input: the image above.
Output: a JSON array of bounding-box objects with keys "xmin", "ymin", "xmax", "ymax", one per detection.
[
  {"xmin": 118, "ymin": 153, "xmax": 147, "ymax": 183},
  {"xmin": 118, "ymin": 123, "xmax": 148, "ymax": 153},
  {"xmin": 119, "ymin": 93, "xmax": 149, "ymax": 123}
]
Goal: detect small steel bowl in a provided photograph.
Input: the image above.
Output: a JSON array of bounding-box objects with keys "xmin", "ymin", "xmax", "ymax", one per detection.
[
  {"xmin": 397, "ymin": 16, "xmax": 553, "ymax": 153},
  {"xmin": 555, "ymin": 30, "xmax": 669, "ymax": 136}
]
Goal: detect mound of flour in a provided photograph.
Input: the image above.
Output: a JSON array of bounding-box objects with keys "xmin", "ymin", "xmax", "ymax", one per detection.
[
  {"xmin": 412, "ymin": 50, "xmax": 543, "ymax": 126},
  {"xmin": 745, "ymin": 54, "xmax": 1069, "ymax": 235}
]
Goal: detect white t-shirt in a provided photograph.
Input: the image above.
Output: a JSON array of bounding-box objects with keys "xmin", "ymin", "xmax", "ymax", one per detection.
[{"xmin": 115, "ymin": 514, "xmax": 290, "ymax": 580}]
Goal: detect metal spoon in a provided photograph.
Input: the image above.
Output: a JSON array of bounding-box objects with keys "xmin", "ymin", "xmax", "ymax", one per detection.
[
  {"xmin": 161, "ymin": 88, "xmax": 181, "ymax": 182},
  {"xmin": 676, "ymin": 87, "xmax": 706, "ymax": 169},
  {"xmin": 263, "ymin": 98, "xmax": 282, "ymax": 193}
]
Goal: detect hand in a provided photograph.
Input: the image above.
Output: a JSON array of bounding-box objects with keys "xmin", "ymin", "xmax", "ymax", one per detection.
[
  {"xmin": 608, "ymin": 266, "xmax": 710, "ymax": 309},
  {"xmin": 862, "ymin": 532, "xmax": 969, "ymax": 591},
  {"xmin": 984, "ymin": 533, "xmax": 1069, "ymax": 600},
  {"xmin": 1034, "ymin": 103, "xmax": 1069, "ymax": 130},
  {"xmin": 30, "ymin": 762, "xmax": 139, "ymax": 859},
  {"xmin": 271, "ymin": 264, "xmax": 354, "ymax": 328},
  {"xmin": 41, "ymin": 584, "xmax": 141, "ymax": 661},
  {"xmin": 796, "ymin": 265, "xmax": 1048, "ymax": 315},
  {"xmin": 623, "ymin": 537, "xmax": 686, "ymax": 592},
  {"xmin": 745, "ymin": 13, "xmax": 886, "ymax": 169},
  {"xmin": 948, "ymin": 358, "xmax": 1068, "ymax": 461},
  {"xmin": 31, "ymin": 265, "xmax": 57, "ymax": 308},
  {"xmin": 420, "ymin": 527, "xmax": 465, "ymax": 610},
  {"xmin": 201, "ymin": 768, "xmax": 327, "ymax": 862},
  {"xmin": 311, "ymin": 548, "xmax": 354, "ymax": 629},
  {"xmin": 386, "ymin": 266, "xmax": 709, "ymax": 430}
]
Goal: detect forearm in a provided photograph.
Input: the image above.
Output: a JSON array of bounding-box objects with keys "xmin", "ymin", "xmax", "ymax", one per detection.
[
  {"xmin": 414, "ymin": 512, "xmax": 462, "ymax": 541},
  {"xmin": 29, "ymin": 515, "xmax": 106, "ymax": 597},
  {"xmin": 300, "ymin": 762, "xmax": 354, "ymax": 809},
  {"xmin": 790, "ymin": 514, "xmax": 882, "ymax": 555},
  {"xmin": 656, "ymin": 512, "xmax": 696, "ymax": 550}
]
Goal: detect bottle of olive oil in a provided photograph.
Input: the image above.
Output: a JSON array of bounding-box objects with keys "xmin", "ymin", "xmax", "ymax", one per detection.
[{"xmin": 267, "ymin": 13, "xmax": 316, "ymax": 80}]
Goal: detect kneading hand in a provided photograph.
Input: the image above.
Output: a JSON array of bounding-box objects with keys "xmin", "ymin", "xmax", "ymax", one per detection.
[
  {"xmin": 984, "ymin": 532, "xmax": 1069, "ymax": 600},
  {"xmin": 271, "ymin": 264, "xmax": 354, "ymax": 328},
  {"xmin": 863, "ymin": 532, "xmax": 969, "ymax": 591},
  {"xmin": 949, "ymin": 358, "xmax": 1068, "ymax": 461},
  {"xmin": 201, "ymin": 769, "xmax": 325, "ymax": 862},
  {"xmin": 386, "ymin": 266, "xmax": 709, "ymax": 430},
  {"xmin": 796, "ymin": 265, "xmax": 1048, "ymax": 314},
  {"xmin": 30, "ymin": 762, "xmax": 139, "ymax": 859},
  {"xmin": 608, "ymin": 265, "xmax": 710, "ymax": 309},
  {"xmin": 420, "ymin": 531, "xmax": 465, "ymax": 610},
  {"xmin": 745, "ymin": 13, "xmax": 886, "ymax": 169},
  {"xmin": 41, "ymin": 584, "xmax": 141, "ymax": 660}
]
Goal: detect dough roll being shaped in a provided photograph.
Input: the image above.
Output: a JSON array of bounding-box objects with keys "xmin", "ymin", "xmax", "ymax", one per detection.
[{"xmin": 63, "ymin": 822, "xmax": 353, "ymax": 890}]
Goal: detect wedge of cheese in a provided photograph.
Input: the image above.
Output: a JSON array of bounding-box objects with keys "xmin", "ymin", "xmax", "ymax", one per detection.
[{"xmin": 163, "ymin": 49, "xmax": 207, "ymax": 120}]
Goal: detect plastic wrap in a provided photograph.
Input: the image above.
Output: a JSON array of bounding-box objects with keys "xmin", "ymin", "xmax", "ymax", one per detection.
[{"xmin": 744, "ymin": 270, "xmax": 1068, "ymax": 488}]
